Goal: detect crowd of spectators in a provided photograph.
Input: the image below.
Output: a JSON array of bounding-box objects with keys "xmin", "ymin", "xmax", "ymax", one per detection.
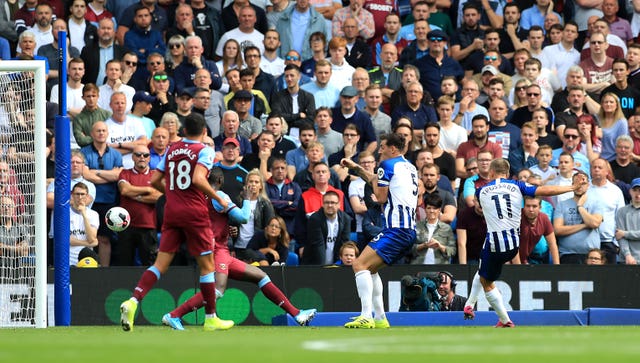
[{"xmin": 1, "ymin": 0, "xmax": 639, "ymax": 267}]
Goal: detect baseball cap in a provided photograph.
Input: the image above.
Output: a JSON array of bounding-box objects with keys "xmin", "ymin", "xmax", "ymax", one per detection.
[
  {"xmin": 223, "ymin": 137, "xmax": 240, "ymax": 147},
  {"xmin": 427, "ymin": 29, "xmax": 449, "ymax": 41},
  {"xmin": 178, "ymin": 89, "xmax": 193, "ymax": 98},
  {"xmin": 631, "ymin": 178, "xmax": 640, "ymax": 189},
  {"xmin": 233, "ymin": 90, "xmax": 253, "ymax": 100},
  {"xmin": 340, "ymin": 85, "xmax": 358, "ymax": 97},
  {"xmin": 481, "ymin": 65, "xmax": 498, "ymax": 75},
  {"xmin": 76, "ymin": 257, "xmax": 98, "ymax": 268},
  {"xmin": 133, "ymin": 91, "xmax": 156, "ymax": 104}
]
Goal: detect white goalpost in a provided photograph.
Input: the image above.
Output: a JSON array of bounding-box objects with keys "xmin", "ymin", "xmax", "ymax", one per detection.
[{"xmin": 0, "ymin": 61, "xmax": 47, "ymax": 328}]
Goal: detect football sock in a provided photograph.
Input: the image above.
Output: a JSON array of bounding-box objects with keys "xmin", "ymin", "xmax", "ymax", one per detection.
[
  {"xmin": 200, "ymin": 272, "xmax": 216, "ymax": 315},
  {"xmin": 465, "ymin": 272, "xmax": 482, "ymax": 308},
  {"xmin": 259, "ymin": 276, "xmax": 299, "ymax": 317},
  {"xmin": 355, "ymin": 270, "xmax": 373, "ymax": 319},
  {"xmin": 371, "ymin": 273, "xmax": 386, "ymax": 320},
  {"xmin": 132, "ymin": 266, "xmax": 160, "ymax": 301},
  {"xmin": 171, "ymin": 292, "xmax": 204, "ymax": 318},
  {"xmin": 485, "ymin": 288, "xmax": 510, "ymax": 324}
]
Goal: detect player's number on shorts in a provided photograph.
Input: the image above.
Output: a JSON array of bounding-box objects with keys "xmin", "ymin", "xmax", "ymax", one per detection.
[
  {"xmin": 168, "ymin": 160, "xmax": 192, "ymax": 190},
  {"xmin": 490, "ymin": 194, "xmax": 512, "ymax": 219}
]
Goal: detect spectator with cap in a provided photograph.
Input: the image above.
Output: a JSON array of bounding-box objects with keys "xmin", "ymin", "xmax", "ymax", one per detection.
[
  {"xmin": 472, "ymin": 57, "xmax": 513, "ymax": 96},
  {"xmin": 413, "ymin": 29, "xmax": 464, "ymax": 100},
  {"xmin": 214, "ymin": 136, "xmax": 250, "ymax": 206},
  {"xmin": 175, "ymin": 89, "xmax": 194, "ymax": 126},
  {"xmin": 331, "ymin": 86, "xmax": 378, "ymax": 154},
  {"xmin": 230, "ymin": 90, "xmax": 263, "ymax": 142},
  {"xmin": 130, "ymin": 91, "xmax": 157, "ymax": 139}
]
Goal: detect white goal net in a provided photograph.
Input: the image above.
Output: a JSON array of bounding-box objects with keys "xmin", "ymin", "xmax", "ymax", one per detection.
[{"xmin": 0, "ymin": 61, "xmax": 47, "ymax": 328}]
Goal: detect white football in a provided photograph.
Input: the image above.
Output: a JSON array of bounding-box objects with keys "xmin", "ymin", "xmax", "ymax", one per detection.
[{"xmin": 105, "ymin": 207, "xmax": 131, "ymax": 232}]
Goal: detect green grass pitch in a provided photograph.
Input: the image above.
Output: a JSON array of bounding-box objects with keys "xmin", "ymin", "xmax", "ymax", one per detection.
[{"xmin": 1, "ymin": 326, "xmax": 640, "ymax": 362}]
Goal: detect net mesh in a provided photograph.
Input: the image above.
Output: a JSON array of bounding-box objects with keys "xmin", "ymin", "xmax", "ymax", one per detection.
[{"xmin": 0, "ymin": 70, "xmax": 37, "ymax": 327}]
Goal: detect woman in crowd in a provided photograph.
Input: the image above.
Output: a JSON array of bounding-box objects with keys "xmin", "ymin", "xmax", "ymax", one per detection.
[
  {"xmin": 248, "ymin": 216, "xmax": 290, "ymax": 266},
  {"xmin": 596, "ymin": 93, "xmax": 629, "ymax": 161},
  {"xmin": 215, "ymin": 39, "xmax": 244, "ymax": 94},
  {"xmin": 233, "ymin": 169, "xmax": 275, "ymax": 263},
  {"xmin": 576, "ymin": 114, "xmax": 602, "ymax": 162},
  {"xmin": 165, "ymin": 35, "xmax": 185, "ymax": 75},
  {"xmin": 510, "ymin": 79, "xmax": 532, "ymax": 111},
  {"xmin": 160, "ymin": 112, "xmax": 183, "ymax": 144}
]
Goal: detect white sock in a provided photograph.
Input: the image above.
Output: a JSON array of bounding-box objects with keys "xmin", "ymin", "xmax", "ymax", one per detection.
[
  {"xmin": 465, "ymin": 272, "xmax": 482, "ymax": 308},
  {"xmin": 371, "ymin": 273, "xmax": 386, "ymax": 320},
  {"xmin": 485, "ymin": 288, "xmax": 510, "ymax": 323},
  {"xmin": 355, "ymin": 270, "xmax": 373, "ymax": 319}
]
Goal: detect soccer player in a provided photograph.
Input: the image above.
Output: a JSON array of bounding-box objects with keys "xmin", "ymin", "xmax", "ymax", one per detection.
[
  {"xmin": 119, "ymin": 113, "xmax": 233, "ymax": 332},
  {"xmin": 463, "ymin": 159, "xmax": 588, "ymax": 327},
  {"xmin": 161, "ymin": 167, "xmax": 317, "ymax": 330},
  {"xmin": 340, "ymin": 133, "xmax": 418, "ymax": 329}
]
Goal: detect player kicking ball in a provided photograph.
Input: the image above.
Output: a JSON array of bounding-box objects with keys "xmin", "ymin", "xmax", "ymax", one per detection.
[
  {"xmin": 340, "ymin": 133, "xmax": 418, "ymax": 329},
  {"xmin": 463, "ymin": 159, "xmax": 589, "ymax": 327},
  {"xmin": 120, "ymin": 113, "xmax": 233, "ymax": 332},
  {"xmin": 161, "ymin": 167, "xmax": 316, "ymax": 330}
]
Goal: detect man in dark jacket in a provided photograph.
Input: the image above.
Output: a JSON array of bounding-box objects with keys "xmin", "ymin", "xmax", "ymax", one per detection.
[
  {"xmin": 302, "ymin": 190, "xmax": 352, "ymax": 265},
  {"xmin": 271, "ymin": 64, "xmax": 316, "ymax": 130}
]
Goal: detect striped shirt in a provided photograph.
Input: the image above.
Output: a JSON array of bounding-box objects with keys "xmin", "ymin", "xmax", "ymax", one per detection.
[{"xmin": 476, "ymin": 178, "xmax": 537, "ymax": 252}]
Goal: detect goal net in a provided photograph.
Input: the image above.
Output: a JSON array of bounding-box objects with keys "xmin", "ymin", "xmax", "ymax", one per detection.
[{"xmin": 0, "ymin": 61, "xmax": 47, "ymax": 328}]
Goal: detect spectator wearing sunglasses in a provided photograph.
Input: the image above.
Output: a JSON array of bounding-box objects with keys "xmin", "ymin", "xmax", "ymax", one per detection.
[
  {"xmin": 411, "ymin": 28, "xmax": 463, "ymax": 101},
  {"xmin": 274, "ymin": 50, "xmax": 312, "ymax": 90},
  {"xmin": 117, "ymin": 145, "xmax": 162, "ymax": 266},
  {"xmin": 550, "ymin": 126, "xmax": 591, "ymax": 175}
]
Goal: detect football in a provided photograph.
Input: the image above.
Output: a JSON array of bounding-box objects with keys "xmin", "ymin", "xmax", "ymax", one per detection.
[{"xmin": 105, "ymin": 207, "xmax": 130, "ymax": 232}]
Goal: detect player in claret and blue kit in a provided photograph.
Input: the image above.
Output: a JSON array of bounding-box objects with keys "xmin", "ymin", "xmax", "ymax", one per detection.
[
  {"xmin": 119, "ymin": 113, "xmax": 233, "ymax": 332},
  {"xmin": 161, "ymin": 167, "xmax": 317, "ymax": 330}
]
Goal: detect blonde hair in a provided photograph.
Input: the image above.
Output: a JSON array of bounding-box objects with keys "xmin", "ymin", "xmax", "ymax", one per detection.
[{"xmin": 246, "ymin": 169, "xmax": 269, "ymax": 200}]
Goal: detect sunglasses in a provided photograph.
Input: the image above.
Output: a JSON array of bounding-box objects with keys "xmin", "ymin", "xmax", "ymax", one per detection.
[
  {"xmin": 564, "ymin": 134, "xmax": 579, "ymax": 139},
  {"xmin": 169, "ymin": 43, "xmax": 182, "ymax": 49},
  {"xmin": 153, "ymin": 74, "xmax": 168, "ymax": 81},
  {"xmin": 133, "ymin": 152, "xmax": 150, "ymax": 158},
  {"xmin": 484, "ymin": 56, "xmax": 498, "ymax": 61},
  {"xmin": 149, "ymin": 61, "xmax": 163, "ymax": 66},
  {"xmin": 124, "ymin": 60, "xmax": 138, "ymax": 67},
  {"xmin": 429, "ymin": 37, "xmax": 445, "ymax": 42},
  {"xmin": 285, "ymin": 55, "xmax": 300, "ymax": 61},
  {"xmin": 527, "ymin": 92, "xmax": 540, "ymax": 97},
  {"xmin": 516, "ymin": 86, "xmax": 527, "ymax": 91}
]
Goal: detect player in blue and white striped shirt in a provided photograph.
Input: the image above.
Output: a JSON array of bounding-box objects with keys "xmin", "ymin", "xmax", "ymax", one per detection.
[
  {"xmin": 464, "ymin": 159, "xmax": 587, "ymax": 327},
  {"xmin": 341, "ymin": 133, "xmax": 418, "ymax": 329}
]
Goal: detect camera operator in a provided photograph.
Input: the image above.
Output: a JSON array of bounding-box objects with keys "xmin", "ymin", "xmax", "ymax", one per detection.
[{"xmin": 436, "ymin": 271, "xmax": 467, "ymax": 311}]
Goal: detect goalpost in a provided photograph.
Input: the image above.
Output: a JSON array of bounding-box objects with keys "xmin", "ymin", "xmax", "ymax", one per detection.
[{"xmin": 0, "ymin": 61, "xmax": 47, "ymax": 328}]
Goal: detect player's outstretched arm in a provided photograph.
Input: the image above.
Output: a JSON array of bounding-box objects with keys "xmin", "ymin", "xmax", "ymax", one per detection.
[
  {"xmin": 534, "ymin": 175, "xmax": 589, "ymax": 196},
  {"xmin": 340, "ymin": 158, "xmax": 375, "ymax": 185}
]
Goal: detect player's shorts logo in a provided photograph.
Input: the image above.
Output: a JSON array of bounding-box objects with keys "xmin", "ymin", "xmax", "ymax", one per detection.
[{"xmin": 217, "ymin": 263, "xmax": 228, "ymax": 271}]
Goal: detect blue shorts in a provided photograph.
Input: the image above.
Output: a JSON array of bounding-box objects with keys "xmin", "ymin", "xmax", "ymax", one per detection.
[
  {"xmin": 478, "ymin": 246, "xmax": 519, "ymax": 282},
  {"xmin": 369, "ymin": 228, "xmax": 416, "ymax": 265}
]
